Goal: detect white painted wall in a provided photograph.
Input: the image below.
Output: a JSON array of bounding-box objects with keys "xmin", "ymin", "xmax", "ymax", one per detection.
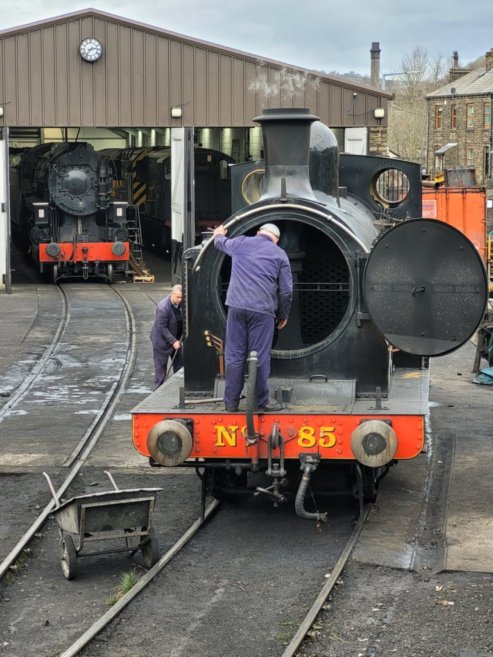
[
  {"xmin": 344, "ymin": 127, "xmax": 368, "ymax": 155},
  {"xmin": 43, "ymin": 127, "xmax": 127, "ymax": 150}
]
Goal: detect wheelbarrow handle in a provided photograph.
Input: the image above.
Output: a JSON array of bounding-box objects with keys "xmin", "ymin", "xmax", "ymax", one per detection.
[
  {"xmin": 42, "ymin": 472, "xmax": 60, "ymax": 507},
  {"xmin": 104, "ymin": 470, "xmax": 120, "ymax": 491}
]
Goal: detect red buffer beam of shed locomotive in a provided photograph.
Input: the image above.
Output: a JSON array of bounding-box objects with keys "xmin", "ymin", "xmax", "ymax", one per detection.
[{"xmin": 131, "ymin": 108, "xmax": 487, "ymax": 520}]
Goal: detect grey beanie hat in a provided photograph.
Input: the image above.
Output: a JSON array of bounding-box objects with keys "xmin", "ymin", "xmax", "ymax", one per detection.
[{"xmin": 259, "ymin": 223, "xmax": 280, "ymax": 239}]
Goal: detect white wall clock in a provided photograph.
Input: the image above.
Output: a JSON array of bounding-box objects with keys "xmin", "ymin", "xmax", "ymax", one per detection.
[{"xmin": 79, "ymin": 38, "xmax": 103, "ymax": 62}]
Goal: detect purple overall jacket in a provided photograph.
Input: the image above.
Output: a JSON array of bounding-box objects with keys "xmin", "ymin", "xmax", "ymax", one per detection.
[{"xmin": 214, "ymin": 233, "xmax": 292, "ymax": 319}]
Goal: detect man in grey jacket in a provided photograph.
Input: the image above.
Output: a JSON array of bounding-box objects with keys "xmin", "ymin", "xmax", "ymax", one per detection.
[
  {"xmin": 150, "ymin": 284, "xmax": 183, "ymax": 389},
  {"xmin": 213, "ymin": 223, "xmax": 293, "ymax": 412}
]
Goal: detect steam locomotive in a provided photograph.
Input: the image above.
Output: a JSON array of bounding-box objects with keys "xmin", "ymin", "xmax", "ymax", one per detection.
[
  {"xmin": 101, "ymin": 146, "xmax": 235, "ymax": 253},
  {"xmin": 131, "ymin": 108, "xmax": 487, "ymax": 519},
  {"xmin": 11, "ymin": 142, "xmax": 130, "ymax": 282}
]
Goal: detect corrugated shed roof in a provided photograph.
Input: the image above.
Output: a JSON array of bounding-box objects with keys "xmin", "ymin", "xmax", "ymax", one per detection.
[
  {"xmin": 426, "ymin": 67, "xmax": 493, "ymax": 98},
  {"xmin": 0, "ymin": 8, "xmax": 390, "ymax": 99}
]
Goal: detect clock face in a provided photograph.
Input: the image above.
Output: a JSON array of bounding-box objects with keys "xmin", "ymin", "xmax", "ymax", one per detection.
[{"xmin": 79, "ymin": 38, "xmax": 103, "ymax": 62}]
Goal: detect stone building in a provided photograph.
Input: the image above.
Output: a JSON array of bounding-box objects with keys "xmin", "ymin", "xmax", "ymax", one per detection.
[{"xmin": 425, "ymin": 49, "xmax": 493, "ymax": 186}]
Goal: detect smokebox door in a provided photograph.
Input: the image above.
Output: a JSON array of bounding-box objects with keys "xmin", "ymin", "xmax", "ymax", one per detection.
[{"xmin": 363, "ymin": 219, "xmax": 487, "ymax": 356}]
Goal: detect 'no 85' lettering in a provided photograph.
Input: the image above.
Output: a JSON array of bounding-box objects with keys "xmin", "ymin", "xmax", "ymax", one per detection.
[
  {"xmin": 214, "ymin": 425, "xmax": 337, "ymax": 448},
  {"xmin": 297, "ymin": 426, "xmax": 336, "ymax": 448}
]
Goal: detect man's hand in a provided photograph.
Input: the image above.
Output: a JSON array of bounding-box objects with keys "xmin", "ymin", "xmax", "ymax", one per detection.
[
  {"xmin": 172, "ymin": 340, "xmax": 181, "ymax": 350},
  {"xmin": 277, "ymin": 319, "xmax": 288, "ymax": 330},
  {"xmin": 213, "ymin": 225, "xmax": 228, "ymax": 237}
]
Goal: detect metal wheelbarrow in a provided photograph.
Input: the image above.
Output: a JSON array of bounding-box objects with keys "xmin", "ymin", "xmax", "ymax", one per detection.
[{"xmin": 44, "ymin": 471, "xmax": 163, "ymax": 580}]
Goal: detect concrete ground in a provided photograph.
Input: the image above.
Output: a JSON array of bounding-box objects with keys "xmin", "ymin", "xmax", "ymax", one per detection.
[{"xmin": 353, "ymin": 340, "xmax": 493, "ymax": 576}]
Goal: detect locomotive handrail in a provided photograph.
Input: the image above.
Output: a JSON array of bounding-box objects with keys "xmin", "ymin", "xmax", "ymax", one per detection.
[{"xmin": 191, "ymin": 202, "xmax": 370, "ymax": 273}]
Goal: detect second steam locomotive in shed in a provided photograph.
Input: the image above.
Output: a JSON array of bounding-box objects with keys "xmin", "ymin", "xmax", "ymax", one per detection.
[
  {"xmin": 131, "ymin": 108, "xmax": 487, "ymax": 519},
  {"xmin": 11, "ymin": 142, "xmax": 131, "ymax": 282}
]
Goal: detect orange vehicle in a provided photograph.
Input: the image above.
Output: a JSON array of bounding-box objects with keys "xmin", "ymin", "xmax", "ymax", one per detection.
[{"xmin": 422, "ymin": 186, "xmax": 487, "ymax": 262}]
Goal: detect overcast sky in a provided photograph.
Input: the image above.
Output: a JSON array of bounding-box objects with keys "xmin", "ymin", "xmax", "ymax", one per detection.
[{"xmin": 2, "ymin": 0, "xmax": 493, "ymax": 77}]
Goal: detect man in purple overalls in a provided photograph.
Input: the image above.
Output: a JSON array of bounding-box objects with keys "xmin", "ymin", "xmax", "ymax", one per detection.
[
  {"xmin": 150, "ymin": 284, "xmax": 183, "ymax": 389},
  {"xmin": 213, "ymin": 223, "xmax": 293, "ymax": 412}
]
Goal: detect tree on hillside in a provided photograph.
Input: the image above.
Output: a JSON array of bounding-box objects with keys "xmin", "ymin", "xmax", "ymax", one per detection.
[
  {"xmin": 465, "ymin": 54, "xmax": 485, "ymax": 70},
  {"xmin": 387, "ymin": 47, "xmax": 450, "ymax": 164}
]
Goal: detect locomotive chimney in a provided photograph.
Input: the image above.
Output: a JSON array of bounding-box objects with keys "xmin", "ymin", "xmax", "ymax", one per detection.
[
  {"xmin": 370, "ymin": 42, "xmax": 381, "ymax": 88},
  {"xmin": 253, "ymin": 108, "xmax": 319, "ymax": 201}
]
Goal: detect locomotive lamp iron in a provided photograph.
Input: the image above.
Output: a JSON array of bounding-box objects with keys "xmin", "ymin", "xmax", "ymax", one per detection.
[
  {"xmin": 131, "ymin": 108, "xmax": 488, "ymax": 521},
  {"xmin": 79, "ymin": 37, "xmax": 103, "ymax": 62}
]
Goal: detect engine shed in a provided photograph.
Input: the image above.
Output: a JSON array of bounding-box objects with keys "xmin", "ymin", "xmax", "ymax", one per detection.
[{"xmin": 0, "ymin": 8, "xmax": 392, "ymax": 291}]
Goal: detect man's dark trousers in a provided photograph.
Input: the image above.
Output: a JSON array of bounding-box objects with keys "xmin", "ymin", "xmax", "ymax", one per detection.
[
  {"xmin": 224, "ymin": 307, "xmax": 275, "ymax": 410},
  {"xmin": 153, "ymin": 349, "xmax": 183, "ymax": 390}
]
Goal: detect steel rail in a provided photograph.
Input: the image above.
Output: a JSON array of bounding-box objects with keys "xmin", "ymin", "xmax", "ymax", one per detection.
[
  {"xmin": 0, "ymin": 284, "xmax": 68, "ymax": 421},
  {"xmin": 58, "ymin": 498, "xmax": 221, "ymax": 657},
  {"xmin": 281, "ymin": 504, "xmax": 371, "ymax": 657},
  {"xmin": 63, "ymin": 285, "xmax": 138, "ymax": 468},
  {"xmin": 0, "ymin": 285, "xmax": 137, "ymax": 580}
]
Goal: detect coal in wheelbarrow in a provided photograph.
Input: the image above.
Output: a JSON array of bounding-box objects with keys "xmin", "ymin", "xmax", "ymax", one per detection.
[{"xmin": 44, "ymin": 471, "xmax": 163, "ymax": 580}]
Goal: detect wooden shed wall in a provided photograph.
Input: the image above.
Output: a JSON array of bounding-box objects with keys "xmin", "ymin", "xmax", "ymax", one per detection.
[{"xmin": 0, "ymin": 12, "xmax": 388, "ymax": 128}]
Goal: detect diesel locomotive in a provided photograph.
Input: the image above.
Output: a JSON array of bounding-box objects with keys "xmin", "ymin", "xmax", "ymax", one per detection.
[
  {"xmin": 11, "ymin": 142, "xmax": 130, "ymax": 282},
  {"xmin": 131, "ymin": 108, "xmax": 487, "ymax": 519},
  {"xmin": 102, "ymin": 146, "xmax": 235, "ymax": 254}
]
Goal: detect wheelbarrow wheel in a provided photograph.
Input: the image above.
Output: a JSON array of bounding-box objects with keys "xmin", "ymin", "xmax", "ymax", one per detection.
[
  {"xmin": 60, "ymin": 532, "xmax": 77, "ymax": 580},
  {"xmin": 141, "ymin": 527, "xmax": 160, "ymax": 569}
]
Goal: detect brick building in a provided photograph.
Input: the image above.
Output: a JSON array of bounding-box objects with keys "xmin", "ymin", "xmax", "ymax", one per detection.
[{"xmin": 426, "ymin": 49, "xmax": 493, "ymax": 186}]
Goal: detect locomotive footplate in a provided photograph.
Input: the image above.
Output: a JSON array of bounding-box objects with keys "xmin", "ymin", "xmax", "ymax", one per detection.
[{"xmin": 132, "ymin": 368, "xmax": 429, "ymax": 416}]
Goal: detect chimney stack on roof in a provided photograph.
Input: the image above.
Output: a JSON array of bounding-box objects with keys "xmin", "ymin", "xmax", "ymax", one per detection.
[
  {"xmin": 485, "ymin": 48, "xmax": 493, "ymax": 71},
  {"xmin": 370, "ymin": 42, "xmax": 381, "ymax": 88},
  {"xmin": 449, "ymin": 50, "xmax": 470, "ymax": 82}
]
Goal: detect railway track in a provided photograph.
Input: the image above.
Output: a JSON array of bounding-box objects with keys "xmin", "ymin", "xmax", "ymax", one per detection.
[
  {"xmin": 0, "ymin": 287, "xmax": 67, "ymax": 420},
  {"xmin": 1, "ymin": 465, "xmax": 366, "ymax": 657},
  {"xmin": 0, "ymin": 283, "xmax": 137, "ymax": 579},
  {"xmin": 56, "ymin": 494, "xmax": 359, "ymax": 657},
  {"xmin": 1, "ymin": 281, "xmax": 373, "ymax": 657},
  {"xmin": 28, "ymin": 500, "xmax": 367, "ymax": 657},
  {"xmin": 0, "ymin": 286, "xmax": 68, "ymax": 422},
  {"xmin": 282, "ymin": 504, "xmax": 370, "ymax": 657},
  {"xmin": 59, "ymin": 498, "xmax": 220, "ymax": 657}
]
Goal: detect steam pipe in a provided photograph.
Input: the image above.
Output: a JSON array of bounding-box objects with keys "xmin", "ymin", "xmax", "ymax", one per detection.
[
  {"xmin": 295, "ymin": 461, "xmax": 328, "ymax": 522},
  {"xmin": 191, "ymin": 202, "xmax": 370, "ymax": 273},
  {"xmin": 245, "ymin": 351, "xmax": 258, "ymax": 445}
]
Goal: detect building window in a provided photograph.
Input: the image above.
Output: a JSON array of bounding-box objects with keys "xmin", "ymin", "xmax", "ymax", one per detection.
[
  {"xmin": 466, "ymin": 147, "xmax": 475, "ymax": 167},
  {"xmin": 451, "ymin": 104, "xmax": 457, "ymax": 129},
  {"xmin": 484, "ymin": 101, "xmax": 491, "ymax": 129},
  {"xmin": 434, "ymin": 104, "xmax": 443, "ymax": 129},
  {"xmin": 466, "ymin": 103, "xmax": 475, "ymax": 129}
]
